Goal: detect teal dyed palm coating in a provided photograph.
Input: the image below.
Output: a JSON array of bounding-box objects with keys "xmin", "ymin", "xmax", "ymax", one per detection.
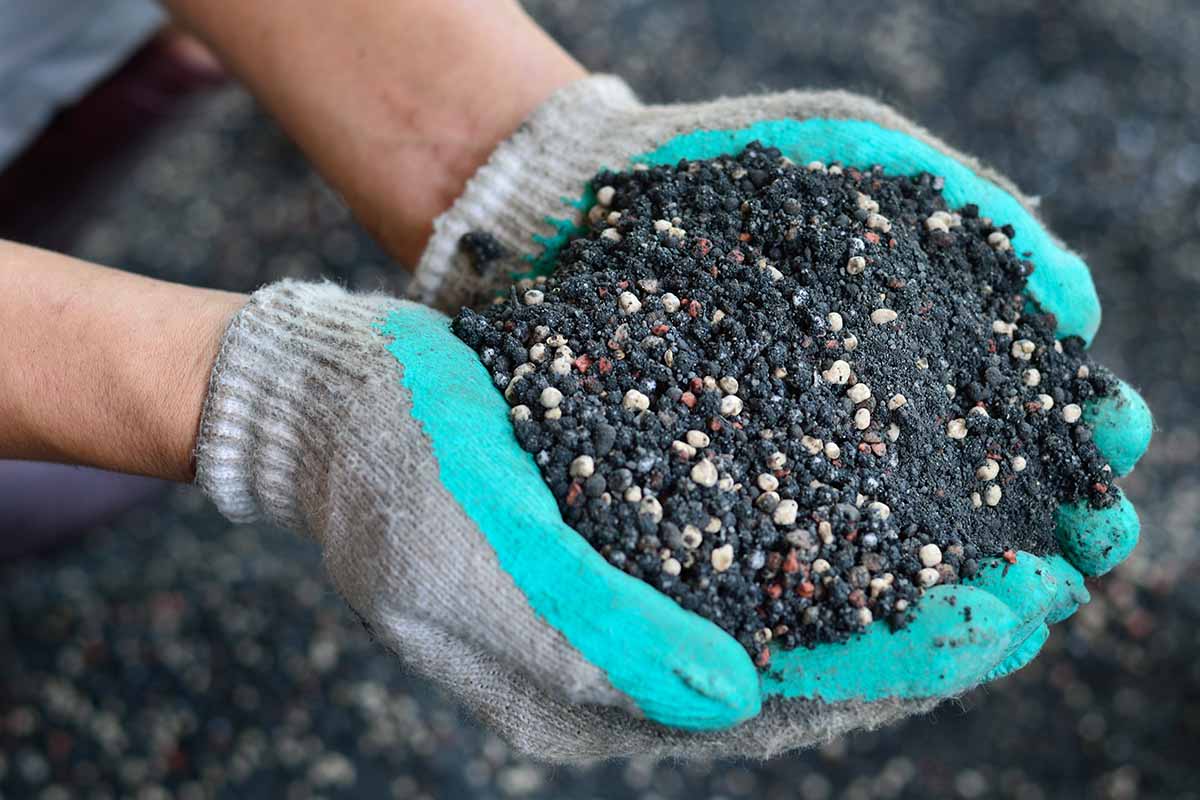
[
  {"xmin": 761, "ymin": 584, "xmax": 1017, "ymax": 700},
  {"xmin": 1041, "ymin": 553, "xmax": 1092, "ymax": 624},
  {"xmin": 964, "ymin": 552, "xmax": 1058, "ymax": 638},
  {"xmin": 1085, "ymin": 379, "xmax": 1153, "ymax": 476},
  {"xmin": 1055, "ymin": 494, "xmax": 1140, "ymax": 577},
  {"xmin": 532, "ymin": 118, "xmax": 1101, "ymax": 342},
  {"xmin": 376, "ymin": 304, "xmax": 760, "ymax": 730},
  {"xmin": 962, "ymin": 551, "xmax": 1069, "ymax": 676},
  {"xmin": 761, "ymin": 551, "xmax": 1059, "ymax": 702},
  {"xmin": 986, "ymin": 624, "xmax": 1050, "ymax": 682}
]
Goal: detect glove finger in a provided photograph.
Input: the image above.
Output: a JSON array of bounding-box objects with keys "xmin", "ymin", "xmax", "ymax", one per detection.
[
  {"xmin": 966, "ymin": 552, "xmax": 1089, "ymax": 627},
  {"xmin": 962, "ymin": 551, "xmax": 1058, "ymax": 634},
  {"xmin": 963, "ymin": 552, "xmax": 1062, "ymax": 681},
  {"xmin": 1055, "ymin": 493, "xmax": 1140, "ymax": 577},
  {"xmin": 631, "ymin": 119, "xmax": 1100, "ymax": 343},
  {"xmin": 384, "ymin": 304, "xmax": 760, "ymax": 731},
  {"xmin": 1085, "ymin": 378, "xmax": 1153, "ymax": 476},
  {"xmin": 762, "ymin": 584, "xmax": 1019, "ymax": 701},
  {"xmin": 1040, "ymin": 554, "xmax": 1092, "ymax": 623},
  {"xmin": 984, "ymin": 623, "xmax": 1050, "ymax": 682}
]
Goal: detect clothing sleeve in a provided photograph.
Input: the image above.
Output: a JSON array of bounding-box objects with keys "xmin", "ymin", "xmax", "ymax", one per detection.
[{"xmin": 0, "ymin": 0, "xmax": 164, "ymax": 169}]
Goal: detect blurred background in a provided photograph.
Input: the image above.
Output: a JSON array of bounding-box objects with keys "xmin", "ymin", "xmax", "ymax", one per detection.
[{"xmin": 1, "ymin": 1, "xmax": 1197, "ymax": 798}]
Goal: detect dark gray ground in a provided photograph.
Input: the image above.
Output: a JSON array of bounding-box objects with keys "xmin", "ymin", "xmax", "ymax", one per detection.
[{"xmin": 2, "ymin": 1, "xmax": 1198, "ymax": 798}]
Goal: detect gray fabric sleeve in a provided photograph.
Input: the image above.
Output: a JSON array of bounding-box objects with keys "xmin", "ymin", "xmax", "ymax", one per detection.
[{"xmin": 0, "ymin": 0, "xmax": 164, "ymax": 168}]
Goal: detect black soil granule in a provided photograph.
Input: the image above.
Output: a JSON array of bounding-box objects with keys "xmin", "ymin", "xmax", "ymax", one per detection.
[{"xmin": 452, "ymin": 143, "xmax": 1117, "ymax": 663}]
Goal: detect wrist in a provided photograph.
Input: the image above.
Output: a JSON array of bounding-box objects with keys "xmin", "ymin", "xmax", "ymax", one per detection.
[
  {"xmin": 0, "ymin": 240, "xmax": 245, "ymax": 480},
  {"xmin": 352, "ymin": 18, "xmax": 589, "ymax": 265},
  {"xmin": 78, "ymin": 280, "xmax": 244, "ymax": 481},
  {"xmin": 141, "ymin": 287, "xmax": 245, "ymax": 481}
]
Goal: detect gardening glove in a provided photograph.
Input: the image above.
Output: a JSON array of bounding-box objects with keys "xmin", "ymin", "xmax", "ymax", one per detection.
[
  {"xmin": 194, "ymin": 281, "xmax": 764, "ymax": 748},
  {"xmin": 373, "ymin": 74, "xmax": 1148, "ymax": 760},
  {"xmin": 193, "ymin": 281, "xmax": 1034, "ymax": 762}
]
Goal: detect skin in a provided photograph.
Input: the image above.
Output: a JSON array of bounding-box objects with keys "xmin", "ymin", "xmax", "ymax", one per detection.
[
  {"xmin": 0, "ymin": 0, "xmax": 585, "ymax": 480},
  {"xmin": 162, "ymin": 0, "xmax": 587, "ymax": 265},
  {"xmin": 0, "ymin": 243, "xmax": 243, "ymax": 480}
]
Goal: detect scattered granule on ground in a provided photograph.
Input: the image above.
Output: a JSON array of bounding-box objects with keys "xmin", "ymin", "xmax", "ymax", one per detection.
[{"xmin": 452, "ymin": 142, "xmax": 1117, "ymax": 662}]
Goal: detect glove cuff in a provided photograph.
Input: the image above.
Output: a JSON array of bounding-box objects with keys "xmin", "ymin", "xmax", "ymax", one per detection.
[
  {"xmin": 410, "ymin": 74, "xmax": 643, "ymax": 312},
  {"xmin": 194, "ymin": 280, "xmax": 402, "ymax": 534}
]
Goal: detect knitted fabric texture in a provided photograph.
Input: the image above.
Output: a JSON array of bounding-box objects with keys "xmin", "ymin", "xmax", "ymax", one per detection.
[
  {"xmin": 195, "ymin": 280, "xmax": 937, "ymax": 762},
  {"xmin": 410, "ymin": 75, "xmax": 1062, "ymax": 316}
]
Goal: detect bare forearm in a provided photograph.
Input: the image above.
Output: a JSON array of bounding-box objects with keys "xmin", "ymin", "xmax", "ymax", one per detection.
[
  {"xmin": 0, "ymin": 4, "xmax": 584, "ymax": 478},
  {"xmin": 0, "ymin": 241, "xmax": 245, "ymax": 480},
  {"xmin": 161, "ymin": 0, "xmax": 587, "ymax": 264}
]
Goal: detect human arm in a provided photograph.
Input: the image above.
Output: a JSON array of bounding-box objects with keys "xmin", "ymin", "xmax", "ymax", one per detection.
[
  {"xmin": 0, "ymin": 0, "xmax": 585, "ymax": 473},
  {"xmin": 158, "ymin": 0, "xmax": 587, "ymax": 265},
  {"xmin": 0, "ymin": 239, "xmax": 243, "ymax": 479}
]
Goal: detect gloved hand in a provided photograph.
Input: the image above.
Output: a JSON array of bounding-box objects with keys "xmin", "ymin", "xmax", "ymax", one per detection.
[{"xmin": 196, "ymin": 76, "xmax": 1153, "ymax": 762}]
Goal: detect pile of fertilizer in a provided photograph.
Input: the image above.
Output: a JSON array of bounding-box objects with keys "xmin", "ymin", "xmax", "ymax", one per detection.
[{"xmin": 452, "ymin": 142, "xmax": 1117, "ymax": 664}]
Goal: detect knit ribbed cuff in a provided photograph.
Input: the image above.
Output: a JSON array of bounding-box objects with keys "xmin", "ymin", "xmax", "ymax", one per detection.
[
  {"xmin": 195, "ymin": 280, "xmax": 402, "ymax": 534},
  {"xmin": 410, "ymin": 74, "xmax": 643, "ymax": 310}
]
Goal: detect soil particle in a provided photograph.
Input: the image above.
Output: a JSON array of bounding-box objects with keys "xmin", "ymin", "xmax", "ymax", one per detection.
[{"xmin": 453, "ymin": 143, "xmax": 1117, "ymax": 656}]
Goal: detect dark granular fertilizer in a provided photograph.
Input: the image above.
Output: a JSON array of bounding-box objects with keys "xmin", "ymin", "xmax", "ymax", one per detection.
[{"xmin": 452, "ymin": 143, "xmax": 1118, "ymax": 663}]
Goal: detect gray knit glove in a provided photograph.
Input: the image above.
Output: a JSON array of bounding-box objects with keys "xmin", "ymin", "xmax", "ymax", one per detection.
[{"xmin": 196, "ymin": 76, "xmax": 1149, "ymax": 763}]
